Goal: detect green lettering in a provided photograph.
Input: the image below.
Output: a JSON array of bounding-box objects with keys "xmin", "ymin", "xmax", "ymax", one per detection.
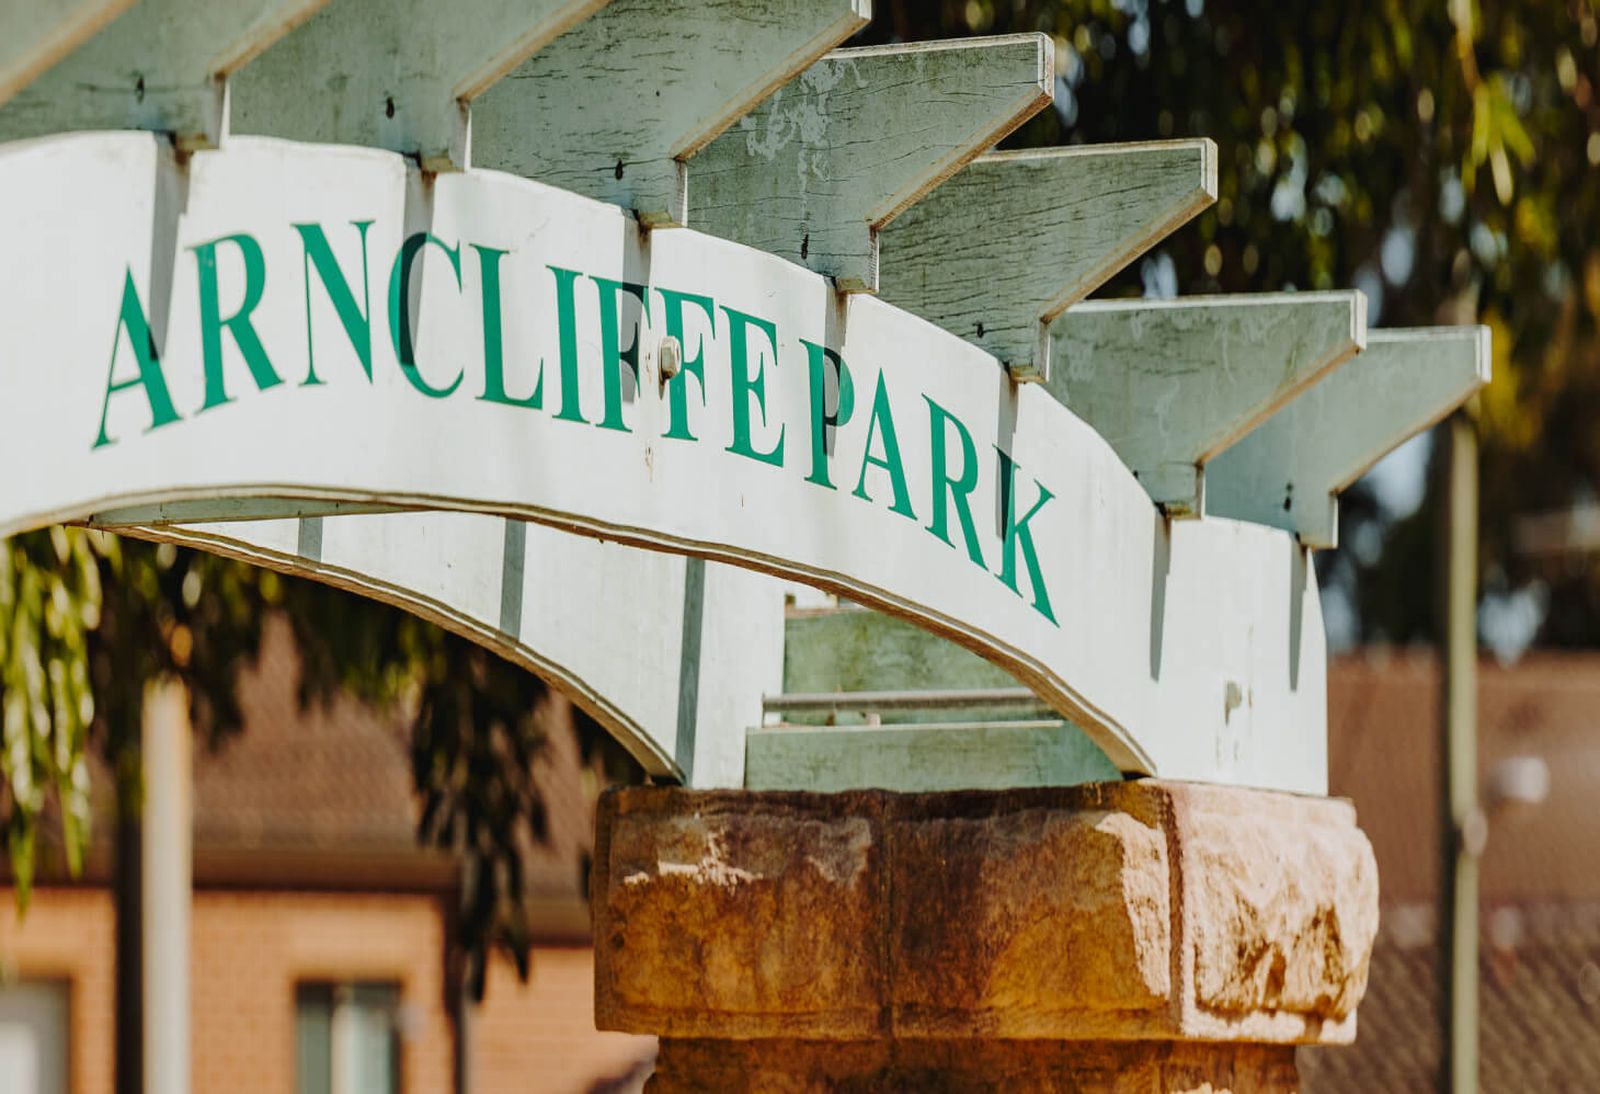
[
  {"xmin": 659, "ymin": 287, "xmax": 716, "ymax": 441},
  {"xmin": 474, "ymin": 245, "xmax": 541, "ymax": 409},
  {"xmin": 851, "ymin": 373, "xmax": 915, "ymax": 519},
  {"xmin": 294, "ymin": 220, "xmax": 373, "ymax": 385},
  {"xmin": 996, "ymin": 450, "xmax": 1058, "ymax": 625},
  {"xmin": 925, "ymin": 397, "xmax": 986, "ymax": 568},
  {"xmin": 193, "ymin": 232, "xmax": 281, "ymax": 411},
  {"xmin": 591, "ymin": 276, "xmax": 649, "ymax": 432},
  {"xmin": 93, "ymin": 269, "xmax": 181, "ymax": 449},
  {"xmin": 549, "ymin": 266, "xmax": 585, "ymax": 423},
  {"xmin": 722, "ymin": 306, "xmax": 784, "ymax": 467},
  {"xmin": 802, "ymin": 340, "xmax": 855, "ymax": 490},
  {"xmin": 386, "ymin": 232, "xmax": 464, "ymax": 399}
]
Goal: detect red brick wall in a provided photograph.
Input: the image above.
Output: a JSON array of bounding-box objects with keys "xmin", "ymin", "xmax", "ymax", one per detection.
[
  {"xmin": 0, "ymin": 888, "xmax": 116, "ymax": 1094},
  {"xmin": 191, "ymin": 890, "xmax": 456, "ymax": 1094},
  {"xmin": 0, "ymin": 887, "xmax": 453, "ymax": 1094},
  {"xmin": 473, "ymin": 947, "xmax": 654, "ymax": 1093},
  {"xmin": 0, "ymin": 887, "xmax": 648, "ymax": 1094}
]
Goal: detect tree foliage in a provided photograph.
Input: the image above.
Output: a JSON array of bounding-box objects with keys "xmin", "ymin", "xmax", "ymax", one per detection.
[
  {"xmin": 866, "ymin": 0, "xmax": 1600, "ymax": 647},
  {"xmin": 0, "ymin": 530, "xmax": 100, "ymax": 904},
  {"xmin": 0, "ymin": 526, "xmax": 634, "ymax": 997}
]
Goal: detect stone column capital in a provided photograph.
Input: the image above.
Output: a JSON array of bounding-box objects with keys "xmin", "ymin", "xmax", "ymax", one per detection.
[{"xmin": 592, "ymin": 780, "xmax": 1378, "ymax": 1049}]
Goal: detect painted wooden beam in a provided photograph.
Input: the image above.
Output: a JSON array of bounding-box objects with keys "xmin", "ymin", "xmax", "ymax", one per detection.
[
  {"xmin": 1206, "ymin": 326, "xmax": 1490, "ymax": 549},
  {"xmin": 229, "ymin": 0, "xmax": 610, "ymax": 170},
  {"xmin": 877, "ymin": 139, "xmax": 1216, "ymax": 382},
  {"xmin": 123, "ymin": 512, "xmax": 785, "ymax": 787},
  {"xmin": 1048, "ymin": 292, "xmax": 1367, "ymax": 517},
  {"xmin": 691, "ymin": 34, "xmax": 1051, "ymax": 292},
  {"xmin": 778, "ymin": 606, "xmax": 1120, "ymax": 786},
  {"xmin": 0, "ymin": 0, "xmax": 135, "ymax": 110},
  {"xmin": 784, "ymin": 607, "xmax": 1031, "ymax": 723},
  {"xmin": 4, "ymin": 132, "xmax": 1329, "ymax": 793},
  {"xmin": 0, "ymin": 0, "xmax": 327, "ymax": 147},
  {"xmin": 745, "ymin": 720, "xmax": 1121, "ymax": 792},
  {"xmin": 471, "ymin": 0, "xmax": 870, "ymax": 226}
]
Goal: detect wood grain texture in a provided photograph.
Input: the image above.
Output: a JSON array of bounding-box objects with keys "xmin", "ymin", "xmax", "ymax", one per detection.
[
  {"xmin": 471, "ymin": 0, "xmax": 869, "ymax": 226},
  {"xmin": 0, "ymin": 0, "xmax": 327, "ymax": 146},
  {"xmin": 784, "ymin": 607, "xmax": 1044, "ymax": 723},
  {"xmin": 1206, "ymin": 326, "xmax": 1490, "ymax": 548},
  {"xmin": 1049, "ymin": 292, "xmax": 1367, "ymax": 517},
  {"xmin": 877, "ymin": 139, "xmax": 1217, "ymax": 382},
  {"xmin": 745, "ymin": 720, "xmax": 1121, "ymax": 791},
  {"xmin": 0, "ymin": 0, "xmax": 135, "ymax": 109},
  {"xmin": 692, "ymin": 34, "xmax": 1051, "ymax": 291},
  {"xmin": 0, "ymin": 133, "xmax": 1328, "ymax": 793},
  {"xmin": 229, "ymin": 0, "xmax": 610, "ymax": 170}
]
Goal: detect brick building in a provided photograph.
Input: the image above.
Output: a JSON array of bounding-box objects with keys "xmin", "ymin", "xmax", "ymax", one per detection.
[
  {"xmin": 0, "ymin": 618, "xmax": 653, "ymax": 1093},
  {"xmin": 1302, "ymin": 650, "xmax": 1600, "ymax": 1091}
]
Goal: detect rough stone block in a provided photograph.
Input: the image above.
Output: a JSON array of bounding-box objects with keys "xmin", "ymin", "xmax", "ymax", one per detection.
[
  {"xmin": 889, "ymin": 787, "xmax": 1172, "ymax": 1038},
  {"xmin": 1165, "ymin": 782, "xmax": 1379, "ymax": 1045},
  {"xmin": 592, "ymin": 790, "xmax": 887, "ymax": 1039},
  {"xmin": 592, "ymin": 781, "xmax": 1379, "ymax": 1051}
]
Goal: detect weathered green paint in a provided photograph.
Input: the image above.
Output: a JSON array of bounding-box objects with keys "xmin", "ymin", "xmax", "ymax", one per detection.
[
  {"xmin": 0, "ymin": 0, "xmax": 134, "ymax": 109},
  {"xmin": 784, "ymin": 608, "xmax": 1041, "ymax": 724},
  {"xmin": 1049, "ymin": 292, "xmax": 1367, "ymax": 517},
  {"xmin": 692, "ymin": 34, "xmax": 1051, "ymax": 292},
  {"xmin": 471, "ymin": 0, "xmax": 870, "ymax": 226},
  {"xmin": 745, "ymin": 720, "xmax": 1121, "ymax": 792},
  {"xmin": 775, "ymin": 608, "xmax": 1122, "ymax": 790},
  {"xmin": 878, "ymin": 140, "xmax": 1217, "ymax": 382},
  {"xmin": 1206, "ymin": 326, "xmax": 1490, "ymax": 548},
  {"xmin": 231, "ymin": 0, "xmax": 609, "ymax": 169},
  {"xmin": 0, "ymin": 0, "xmax": 327, "ymax": 146}
]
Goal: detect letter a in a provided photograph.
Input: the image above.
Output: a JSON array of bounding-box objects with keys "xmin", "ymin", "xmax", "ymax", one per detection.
[{"xmin": 93, "ymin": 269, "xmax": 182, "ymax": 448}]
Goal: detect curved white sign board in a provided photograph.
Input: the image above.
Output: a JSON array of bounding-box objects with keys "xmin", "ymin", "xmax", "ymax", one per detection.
[
  {"xmin": 0, "ymin": 132, "xmax": 1325, "ymax": 792},
  {"xmin": 134, "ymin": 513, "xmax": 783, "ymax": 787}
]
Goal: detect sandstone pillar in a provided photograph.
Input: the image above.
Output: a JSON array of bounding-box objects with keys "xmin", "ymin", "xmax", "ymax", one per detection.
[{"xmin": 592, "ymin": 781, "xmax": 1379, "ymax": 1093}]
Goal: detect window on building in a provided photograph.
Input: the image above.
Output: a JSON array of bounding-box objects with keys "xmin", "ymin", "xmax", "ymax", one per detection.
[
  {"xmin": 295, "ymin": 982, "xmax": 401, "ymax": 1094},
  {"xmin": 0, "ymin": 980, "xmax": 69, "ymax": 1094}
]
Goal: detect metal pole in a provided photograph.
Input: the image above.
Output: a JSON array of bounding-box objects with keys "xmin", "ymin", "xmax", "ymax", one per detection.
[
  {"xmin": 1439, "ymin": 409, "xmax": 1479, "ymax": 1094},
  {"xmin": 142, "ymin": 681, "xmax": 192, "ymax": 1094},
  {"xmin": 113, "ymin": 794, "xmax": 142, "ymax": 1094},
  {"xmin": 764, "ymin": 688, "xmax": 1051, "ymax": 715}
]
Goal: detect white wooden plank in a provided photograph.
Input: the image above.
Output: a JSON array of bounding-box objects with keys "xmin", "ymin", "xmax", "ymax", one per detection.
[
  {"xmin": 0, "ymin": 0, "xmax": 327, "ymax": 147},
  {"xmin": 1206, "ymin": 326, "xmax": 1490, "ymax": 548},
  {"xmin": 471, "ymin": 0, "xmax": 870, "ymax": 226},
  {"xmin": 1049, "ymin": 292, "xmax": 1367, "ymax": 517},
  {"xmin": 0, "ymin": 133, "xmax": 1327, "ymax": 793},
  {"xmin": 877, "ymin": 140, "xmax": 1217, "ymax": 382},
  {"xmin": 691, "ymin": 34, "xmax": 1051, "ymax": 291},
  {"xmin": 90, "ymin": 498, "xmax": 400, "ymax": 523},
  {"xmin": 745, "ymin": 721, "xmax": 1121, "ymax": 792},
  {"xmin": 229, "ymin": 0, "xmax": 610, "ymax": 171},
  {"xmin": 0, "ymin": 0, "xmax": 134, "ymax": 109},
  {"xmin": 126, "ymin": 513, "xmax": 785, "ymax": 787}
]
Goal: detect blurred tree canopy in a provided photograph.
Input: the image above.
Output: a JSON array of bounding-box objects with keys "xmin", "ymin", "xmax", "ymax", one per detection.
[
  {"xmin": 863, "ymin": 0, "xmax": 1600, "ymax": 649},
  {"xmin": 0, "ymin": 528, "xmax": 635, "ymax": 998}
]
